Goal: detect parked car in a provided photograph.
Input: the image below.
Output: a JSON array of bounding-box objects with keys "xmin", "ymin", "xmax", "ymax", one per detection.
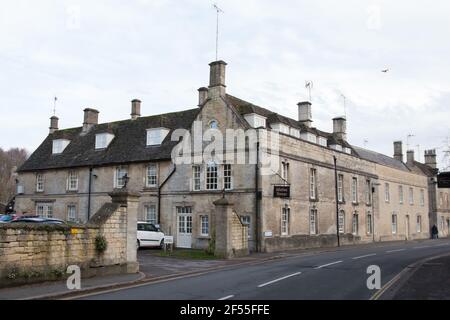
[
  {"xmin": 0, "ymin": 214, "xmax": 17, "ymax": 223},
  {"xmin": 137, "ymin": 222, "xmax": 165, "ymax": 249},
  {"xmin": 10, "ymin": 216, "xmax": 66, "ymax": 224}
]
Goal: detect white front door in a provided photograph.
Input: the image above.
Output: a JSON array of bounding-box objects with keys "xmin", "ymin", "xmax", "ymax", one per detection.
[{"xmin": 177, "ymin": 207, "xmax": 192, "ymax": 248}]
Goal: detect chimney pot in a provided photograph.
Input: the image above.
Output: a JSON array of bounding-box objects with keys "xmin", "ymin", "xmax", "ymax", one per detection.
[
  {"xmin": 333, "ymin": 116, "xmax": 347, "ymax": 140},
  {"xmin": 298, "ymin": 101, "xmax": 312, "ymax": 128},
  {"xmin": 131, "ymin": 99, "xmax": 141, "ymax": 120},
  {"xmin": 49, "ymin": 116, "xmax": 59, "ymax": 134},
  {"xmin": 407, "ymin": 150, "xmax": 415, "ymax": 165},
  {"xmin": 198, "ymin": 87, "xmax": 208, "ymax": 107},
  {"xmin": 394, "ymin": 141, "xmax": 403, "ymax": 162},
  {"xmin": 83, "ymin": 108, "xmax": 99, "ymax": 133},
  {"xmin": 424, "ymin": 149, "xmax": 437, "ymax": 169}
]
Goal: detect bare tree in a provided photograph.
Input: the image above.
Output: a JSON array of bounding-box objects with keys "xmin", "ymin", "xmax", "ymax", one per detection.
[{"xmin": 0, "ymin": 148, "xmax": 28, "ymax": 204}]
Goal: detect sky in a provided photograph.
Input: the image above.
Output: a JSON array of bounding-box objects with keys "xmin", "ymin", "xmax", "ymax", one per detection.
[{"xmin": 1, "ymin": 0, "xmax": 449, "ymax": 169}]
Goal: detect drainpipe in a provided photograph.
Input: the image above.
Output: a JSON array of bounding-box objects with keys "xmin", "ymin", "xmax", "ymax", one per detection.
[
  {"xmin": 158, "ymin": 164, "xmax": 177, "ymax": 224},
  {"xmin": 255, "ymin": 141, "xmax": 260, "ymax": 252},
  {"xmin": 334, "ymin": 156, "xmax": 341, "ymax": 247},
  {"xmin": 87, "ymin": 167, "xmax": 93, "ymax": 221}
]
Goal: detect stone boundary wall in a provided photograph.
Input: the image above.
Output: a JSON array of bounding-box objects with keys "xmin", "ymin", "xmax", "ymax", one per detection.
[
  {"xmin": 264, "ymin": 234, "xmax": 361, "ymax": 253},
  {"xmin": 0, "ymin": 191, "xmax": 139, "ymax": 288}
]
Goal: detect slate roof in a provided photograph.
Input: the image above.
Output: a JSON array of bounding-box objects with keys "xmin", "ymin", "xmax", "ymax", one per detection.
[
  {"xmin": 411, "ymin": 160, "xmax": 438, "ymax": 177},
  {"xmin": 352, "ymin": 146, "xmax": 410, "ymax": 172},
  {"xmin": 18, "ymin": 108, "xmax": 200, "ymax": 172}
]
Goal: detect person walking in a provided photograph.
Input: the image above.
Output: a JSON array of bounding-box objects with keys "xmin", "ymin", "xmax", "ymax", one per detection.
[{"xmin": 431, "ymin": 225, "xmax": 439, "ymax": 239}]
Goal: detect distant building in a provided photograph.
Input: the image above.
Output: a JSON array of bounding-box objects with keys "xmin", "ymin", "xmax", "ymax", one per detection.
[{"xmin": 15, "ymin": 61, "xmax": 439, "ymax": 252}]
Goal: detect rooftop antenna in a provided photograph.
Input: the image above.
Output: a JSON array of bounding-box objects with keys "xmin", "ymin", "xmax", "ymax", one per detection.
[
  {"xmin": 340, "ymin": 93, "xmax": 347, "ymax": 118},
  {"xmin": 53, "ymin": 96, "xmax": 58, "ymax": 116},
  {"xmin": 305, "ymin": 81, "xmax": 313, "ymax": 102},
  {"xmin": 363, "ymin": 139, "xmax": 369, "ymax": 148},
  {"xmin": 406, "ymin": 134, "xmax": 415, "ymax": 151},
  {"xmin": 213, "ymin": 3, "xmax": 224, "ymax": 61}
]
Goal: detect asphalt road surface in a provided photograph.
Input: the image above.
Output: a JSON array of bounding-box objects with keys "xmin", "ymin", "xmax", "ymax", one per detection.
[{"xmin": 77, "ymin": 239, "xmax": 450, "ymax": 300}]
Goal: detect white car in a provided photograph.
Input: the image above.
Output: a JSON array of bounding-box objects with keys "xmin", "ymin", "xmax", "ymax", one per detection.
[{"xmin": 137, "ymin": 222, "xmax": 165, "ymax": 249}]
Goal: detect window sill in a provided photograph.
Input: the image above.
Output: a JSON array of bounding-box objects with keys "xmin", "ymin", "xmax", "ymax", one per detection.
[
  {"xmin": 309, "ymin": 197, "xmax": 319, "ymax": 202},
  {"xmin": 352, "ymin": 201, "xmax": 359, "ymax": 206},
  {"xmin": 66, "ymin": 190, "xmax": 78, "ymax": 194}
]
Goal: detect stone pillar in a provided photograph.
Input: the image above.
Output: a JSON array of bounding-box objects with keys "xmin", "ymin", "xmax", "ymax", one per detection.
[
  {"xmin": 109, "ymin": 190, "xmax": 140, "ymax": 273},
  {"xmin": 213, "ymin": 197, "xmax": 249, "ymax": 259}
]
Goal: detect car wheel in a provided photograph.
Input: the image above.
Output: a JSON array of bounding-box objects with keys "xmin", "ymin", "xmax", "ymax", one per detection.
[
  {"xmin": 159, "ymin": 239, "xmax": 164, "ymax": 250},
  {"xmin": 137, "ymin": 240, "xmax": 140, "ymax": 250}
]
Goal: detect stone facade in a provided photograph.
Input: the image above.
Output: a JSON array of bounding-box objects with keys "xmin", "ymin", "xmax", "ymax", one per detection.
[{"xmin": 15, "ymin": 60, "xmax": 440, "ymax": 255}]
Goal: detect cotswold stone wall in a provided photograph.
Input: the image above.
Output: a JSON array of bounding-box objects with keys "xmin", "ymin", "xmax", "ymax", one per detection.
[{"xmin": 0, "ymin": 191, "xmax": 139, "ymax": 287}]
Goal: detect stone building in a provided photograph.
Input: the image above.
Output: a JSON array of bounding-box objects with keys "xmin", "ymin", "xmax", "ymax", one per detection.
[{"xmin": 15, "ymin": 60, "xmax": 436, "ymax": 253}]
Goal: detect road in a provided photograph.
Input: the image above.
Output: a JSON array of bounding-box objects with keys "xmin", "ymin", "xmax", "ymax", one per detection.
[{"xmin": 76, "ymin": 239, "xmax": 450, "ymax": 300}]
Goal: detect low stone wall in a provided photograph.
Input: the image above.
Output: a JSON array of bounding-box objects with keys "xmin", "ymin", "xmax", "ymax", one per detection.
[
  {"xmin": 263, "ymin": 234, "xmax": 361, "ymax": 253},
  {"xmin": 0, "ymin": 191, "xmax": 139, "ymax": 288}
]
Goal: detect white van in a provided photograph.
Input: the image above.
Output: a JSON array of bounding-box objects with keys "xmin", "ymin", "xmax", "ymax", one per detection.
[{"xmin": 137, "ymin": 222, "xmax": 165, "ymax": 249}]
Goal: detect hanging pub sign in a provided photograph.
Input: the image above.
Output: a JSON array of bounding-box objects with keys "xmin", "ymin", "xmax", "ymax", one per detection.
[
  {"xmin": 274, "ymin": 185, "xmax": 290, "ymax": 198},
  {"xmin": 438, "ymin": 172, "xmax": 450, "ymax": 188}
]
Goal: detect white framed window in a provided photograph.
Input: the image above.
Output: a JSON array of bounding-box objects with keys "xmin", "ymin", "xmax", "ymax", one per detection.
[
  {"xmin": 36, "ymin": 173, "xmax": 44, "ymax": 192},
  {"xmin": 206, "ymin": 163, "xmax": 218, "ymax": 190},
  {"xmin": 331, "ymin": 144, "xmax": 343, "ymax": 151},
  {"xmin": 399, "ymin": 185, "xmax": 404, "ymax": 204},
  {"xmin": 241, "ymin": 215, "xmax": 251, "ymax": 239},
  {"xmin": 310, "ymin": 208, "xmax": 318, "ymax": 235},
  {"xmin": 439, "ymin": 192, "xmax": 443, "ymax": 207},
  {"xmin": 420, "ymin": 189, "xmax": 425, "ymax": 207},
  {"xmin": 338, "ymin": 174, "xmax": 344, "ymax": 202},
  {"xmin": 281, "ymin": 206, "xmax": 290, "ymax": 236},
  {"xmin": 310, "ymin": 168, "xmax": 317, "ymax": 199},
  {"xmin": 67, "ymin": 205, "xmax": 77, "ymax": 222},
  {"xmin": 114, "ymin": 167, "xmax": 128, "ymax": 188},
  {"xmin": 95, "ymin": 133, "xmax": 114, "ymax": 150},
  {"xmin": 367, "ymin": 212, "xmax": 373, "ymax": 234},
  {"xmin": 67, "ymin": 171, "xmax": 78, "ymax": 191},
  {"xmin": 146, "ymin": 164, "xmax": 157, "ymax": 187},
  {"xmin": 352, "ymin": 177, "xmax": 358, "ymax": 203},
  {"xmin": 352, "ymin": 212, "xmax": 359, "ymax": 235},
  {"xmin": 338, "ymin": 210, "xmax": 345, "ymax": 234},
  {"xmin": 392, "ymin": 213, "xmax": 398, "ymax": 234},
  {"xmin": 365, "ymin": 180, "xmax": 371, "ymax": 205},
  {"xmin": 146, "ymin": 128, "xmax": 170, "ymax": 146},
  {"xmin": 290, "ymin": 128, "xmax": 300, "ymax": 138},
  {"xmin": 223, "ymin": 164, "xmax": 232, "ymax": 190},
  {"xmin": 52, "ymin": 139, "xmax": 70, "ymax": 154},
  {"xmin": 281, "ymin": 161, "xmax": 289, "ymax": 182},
  {"xmin": 36, "ymin": 203, "xmax": 53, "ymax": 218},
  {"xmin": 144, "ymin": 205, "xmax": 157, "ymax": 225},
  {"xmin": 192, "ymin": 165, "xmax": 201, "ymax": 191},
  {"xmin": 200, "ymin": 215, "xmax": 209, "ymax": 236},
  {"xmin": 307, "ymin": 133, "xmax": 317, "ymax": 143},
  {"xmin": 318, "ymin": 137, "xmax": 328, "ymax": 147},
  {"xmin": 344, "ymin": 147, "xmax": 352, "ymax": 154},
  {"xmin": 385, "ymin": 183, "xmax": 390, "ymax": 202},
  {"xmin": 416, "ymin": 215, "xmax": 422, "ymax": 233},
  {"xmin": 244, "ymin": 113, "xmax": 266, "ymax": 128},
  {"xmin": 409, "ymin": 187, "xmax": 414, "ymax": 205},
  {"xmin": 272, "ymin": 123, "xmax": 290, "ymax": 134}
]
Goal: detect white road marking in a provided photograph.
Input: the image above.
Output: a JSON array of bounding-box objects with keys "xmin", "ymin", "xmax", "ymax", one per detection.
[
  {"xmin": 352, "ymin": 253, "xmax": 376, "ymax": 260},
  {"xmin": 434, "ymin": 243, "xmax": 449, "ymax": 247},
  {"xmin": 218, "ymin": 295, "xmax": 234, "ymax": 300},
  {"xmin": 257, "ymin": 272, "xmax": 302, "ymax": 288},
  {"xmin": 386, "ymin": 249, "xmax": 406, "ymax": 253},
  {"xmin": 314, "ymin": 261, "xmax": 343, "ymax": 269},
  {"xmin": 413, "ymin": 246, "xmax": 430, "ymax": 249}
]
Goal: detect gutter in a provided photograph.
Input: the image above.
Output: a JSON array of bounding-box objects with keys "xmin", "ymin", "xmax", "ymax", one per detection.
[{"xmin": 157, "ymin": 164, "xmax": 177, "ymax": 224}]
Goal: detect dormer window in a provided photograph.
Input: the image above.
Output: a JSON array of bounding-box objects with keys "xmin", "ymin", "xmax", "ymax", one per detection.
[
  {"xmin": 301, "ymin": 132, "xmax": 317, "ymax": 144},
  {"xmin": 290, "ymin": 128, "xmax": 300, "ymax": 138},
  {"xmin": 52, "ymin": 139, "xmax": 70, "ymax": 154},
  {"xmin": 95, "ymin": 133, "xmax": 114, "ymax": 149},
  {"xmin": 243, "ymin": 113, "xmax": 266, "ymax": 128},
  {"xmin": 331, "ymin": 144, "xmax": 343, "ymax": 152},
  {"xmin": 147, "ymin": 128, "xmax": 170, "ymax": 146},
  {"xmin": 344, "ymin": 147, "xmax": 352, "ymax": 154},
  {"xmin": 272, "ymin": 123, "xmax": 290, "ymax": 135},
  {"xmin": 318, "ymin": 137, "xmax": 328, "ymax": 147}
]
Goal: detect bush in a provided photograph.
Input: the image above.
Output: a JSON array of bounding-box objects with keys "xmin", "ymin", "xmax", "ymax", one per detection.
[{"xmin": 95, "ymin": 235, "xmax": 108, "ymax": 253}]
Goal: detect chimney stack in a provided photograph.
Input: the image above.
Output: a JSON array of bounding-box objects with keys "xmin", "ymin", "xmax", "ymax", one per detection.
[
  {"xmin": 407, "ymin": 150, "xmax": 415, "ymax": 165},
  {"xmin": 49, "ymin": 116, "xmax": 59, "ymax": 134},
  {"xmin": 208, "ymin": 60, "xmax": 227, "ymax": 98},
  {"xmin": 131, "ymin": 99, "xmax": 141, "ymax": 120},
  {"xmin": 298, "ymin": 101, "xmax": 312, "ymax": 128},
  {"xmin": 394, "ymin": 141, "xmax": 403, "ymax": 162},
  {"xmin": 83, "ymin": 108, "xmax": 99, "ymax": 133},
  {"xmin": 198, "ymin": 87, "xmax": 208, "ymax": 107},
  {"xmin": 424, "ymin": 149, "xmax": 437, "ymax": 169},
  {"xmin": 333, "ymin": 117, "xmax": 347, "ymax": 140}
]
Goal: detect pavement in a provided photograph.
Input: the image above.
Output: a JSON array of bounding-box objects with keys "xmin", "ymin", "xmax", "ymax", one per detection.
[{"xmin": 1, "ymin": 238, "xmax": 449, "ymax": 300}]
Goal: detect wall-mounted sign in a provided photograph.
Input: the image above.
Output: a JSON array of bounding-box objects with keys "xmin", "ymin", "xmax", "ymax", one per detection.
[
  {"xmin": 164, "ymin": 236, "xmax": 174, "ymax": 244},
  {"xmin": 264, "ymin": 231, "xmax": 273, "ymax": 238},
  {"xmin": 274, "ymin": 185, "xmax": 290, "ymax": 198},
  {"xmin": 438, "ymin": 172, "xmax": 450, "ymax": 188}
]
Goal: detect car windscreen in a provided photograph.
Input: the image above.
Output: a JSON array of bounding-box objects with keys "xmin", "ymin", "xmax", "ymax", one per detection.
[{"xmin": 138, "ymin": 224, "xmax": 157, "ymax": 232}]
